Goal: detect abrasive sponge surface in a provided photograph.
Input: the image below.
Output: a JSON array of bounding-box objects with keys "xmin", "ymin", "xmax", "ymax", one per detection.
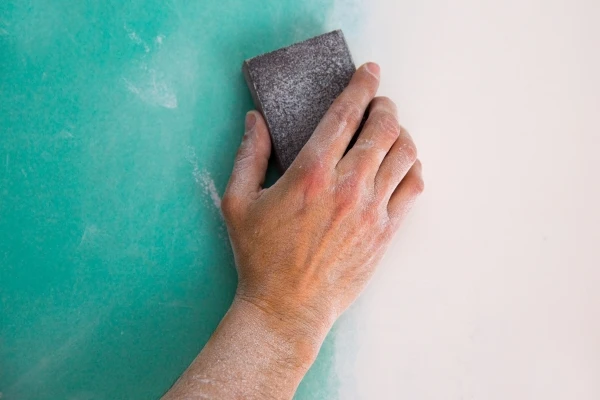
[{"xmin": 243, "ymin": 30, "xmax": 356, "ymax": 171}]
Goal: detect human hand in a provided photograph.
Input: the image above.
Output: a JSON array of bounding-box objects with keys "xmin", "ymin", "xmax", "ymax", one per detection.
[
  {"xmin": 163, "ymin": 63, "xmax": 423, "ymax": 400},
  {"xmin": 222, "ymin": 62, "xmax": 424, "ymax": 351}
]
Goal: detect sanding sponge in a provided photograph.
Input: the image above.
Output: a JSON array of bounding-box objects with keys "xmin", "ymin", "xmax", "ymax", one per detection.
[{"xmin": 242, "ymin": 30, "xmax": 356, "ymax": 171}]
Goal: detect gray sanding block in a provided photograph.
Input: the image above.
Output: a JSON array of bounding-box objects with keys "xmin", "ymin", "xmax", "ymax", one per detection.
[{"xmin": 242, "ymin": 30, "xmax": 356, "ymax": 170}]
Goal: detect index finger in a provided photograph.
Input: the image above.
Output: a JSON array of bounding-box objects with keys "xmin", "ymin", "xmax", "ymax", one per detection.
[{"xmin": 293, "ymin": 63, "xmax": 380, "ymax": 170}]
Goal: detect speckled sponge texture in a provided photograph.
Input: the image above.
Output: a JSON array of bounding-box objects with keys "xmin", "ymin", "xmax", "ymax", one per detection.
[{"xmin": 243, "ymin": 30, "xmax": 356, "ymax": 171}]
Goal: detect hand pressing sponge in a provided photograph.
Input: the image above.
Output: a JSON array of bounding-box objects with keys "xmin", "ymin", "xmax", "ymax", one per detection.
[{"xmin": 242, "ymin": 30, "xmax": 356, "ymax": 171}]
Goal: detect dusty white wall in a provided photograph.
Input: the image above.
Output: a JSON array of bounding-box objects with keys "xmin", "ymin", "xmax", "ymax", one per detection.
[{"xmin": 335, "ymin": 1, "xmax": 600, "ymax": 399}]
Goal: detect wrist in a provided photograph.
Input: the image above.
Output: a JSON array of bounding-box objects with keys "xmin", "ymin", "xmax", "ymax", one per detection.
[
  {"xmin": 163, "ymin": 295, "xmax": 326, "ymax": 399},
  {"xmin": 231, "ymin": 295, "xmax": 330, "ymax": 372}
]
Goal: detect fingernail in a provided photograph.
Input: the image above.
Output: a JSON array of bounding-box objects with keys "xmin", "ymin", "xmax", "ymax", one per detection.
[
  {"xmin": 245, "ymin": 111, "xmax": 257, "ymax": 132},
  {"xmin": 365, "ymin": 62, "xmax": 380, "ymax": 79}
]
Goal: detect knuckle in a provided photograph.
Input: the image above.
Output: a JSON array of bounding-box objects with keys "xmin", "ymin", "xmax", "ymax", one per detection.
[
  {"xmin": 335, "ymin": 190, "xmax": 362, "ymax": 216},
  {"xmin": 330, "ymin": 99, "xmax": 363, "ymax": 128},
  {"xmin": 359, "ymin": 66, "xmax": 380, "ymax": 89},
  {"xmin": 373, "ymin": 96, "xmax": 397, "ymax": 113},
  {"xmin": 298, "ymin": 167, "xmax": 328, "ymax": 203},
  {"xmin": 402, "ymin": 140, "xmax": 418, "ymax": 164},
  {"xmin": 410, "ymin": 176, "xmax": 425, "ymax": 196},
  {"xmin": 234, "ymin": 150, "xmax": 254, "ymax": 170},
  {"xmin": 351, "ymin": 158, "xmax": 372, "ymax": 177},
  {"xmin": 340, "ymin": 169, "xmax": 364, "ymax": 190},
  {"xmin": 335, "ymin": 174, "xmax": 364, "ymax": 211},
  {"xmin": 376, "ymin": 112, "xmax": 401, "ymax": 140}
]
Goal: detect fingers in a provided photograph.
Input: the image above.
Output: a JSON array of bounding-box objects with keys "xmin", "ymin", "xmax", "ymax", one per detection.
[
  {"xmin": 336, "ymin": 97, "xmax": 400, "ymax": 177},
  {"xmin": 294, "ymin": 63, "xmax": 380, "ymax": 170},
  {"xmin": 374, "ymin": 124, "xmax": 418, "ymax": 202},
  {"xmin": 387, "ymin": 159, "xmax": 424, "ymax": 222},
  {"xmin": 223, "ymin": 111, "xmax": 272, "ymax": 205}
]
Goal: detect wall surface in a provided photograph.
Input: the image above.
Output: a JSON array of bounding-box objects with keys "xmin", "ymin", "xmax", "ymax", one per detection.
[
  {"xmin": 338, "ymin": 1, "xmax": 600, "ymax": 399},
  {"xmin": 1, "ymin": 1, "xmax": 599, "ymax": 399},
  {"xmin": 0, "ymin": 1, "xmax": 347, "ymax": 399}
]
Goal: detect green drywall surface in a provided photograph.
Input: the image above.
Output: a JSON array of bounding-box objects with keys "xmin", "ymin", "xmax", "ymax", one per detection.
[{"xmin": 0, "ymin": 1, "xmax": 340, "ymax": 398}]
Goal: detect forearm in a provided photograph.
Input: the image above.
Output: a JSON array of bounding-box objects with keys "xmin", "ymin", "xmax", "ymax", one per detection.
[{"xmin": 162, "ymin": 297, "xmax": 326, "ymax": 400}]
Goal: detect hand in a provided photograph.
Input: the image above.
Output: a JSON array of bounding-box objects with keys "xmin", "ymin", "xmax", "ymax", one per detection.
[
  {"xmin": 222, "ymin": 62, "xmax": 424, "ymax": 351},
  {"xmin": 163, "ymin": 63, "xmax": 423, "ymax": 400}
]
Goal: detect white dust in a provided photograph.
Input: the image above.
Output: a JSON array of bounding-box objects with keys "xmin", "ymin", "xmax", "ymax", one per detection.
[
  {"xmin": 186, "ymin": 146, "xmax": 222, "ymax": 211},
  {"xmin": 123, "ymin": 74, "xmax": 178, "ymax": 109},
  {"xmin": 124, "ymin": 23, "xmax": 150, "ymax": 52},
  {"xmin": 122, "ymin": 25, "xmax": 176, "ymax": 109}
]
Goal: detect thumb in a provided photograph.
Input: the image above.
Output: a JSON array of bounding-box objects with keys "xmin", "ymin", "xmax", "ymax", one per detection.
[{"xmin": 225, "ymin": 111, "xmax": 272, "ymax": 200}]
